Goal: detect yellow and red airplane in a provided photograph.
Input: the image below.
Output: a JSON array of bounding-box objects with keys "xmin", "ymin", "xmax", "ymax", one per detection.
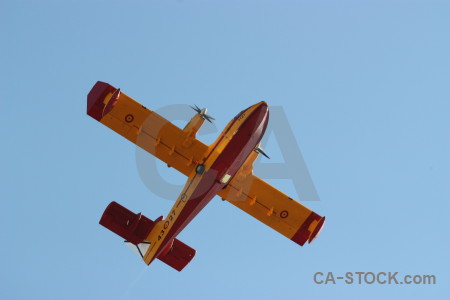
[{"xmin": 87, "ymin": 81, "xmax": 325, "ymax": 271}]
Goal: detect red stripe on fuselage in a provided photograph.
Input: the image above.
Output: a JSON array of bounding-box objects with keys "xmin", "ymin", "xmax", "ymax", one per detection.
[{"xmin": 153, "ymin": 103, "xmax": 269, "ymax": 260}]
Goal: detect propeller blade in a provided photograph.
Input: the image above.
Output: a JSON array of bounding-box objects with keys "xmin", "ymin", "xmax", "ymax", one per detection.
[
  {"xmin": 204, "ymin": 114, "xmax": 215, "ymax": 122},
  {"xmin": 190, "ymin": 104, "xmax": 215, "ymax": 123},
  {"xmin": 189, "ymin": 105, "xmax": 201, "ymax": 114},
  {"xmin": 255, "ymin": 146, "xmax": 270, "ymax": 159}
]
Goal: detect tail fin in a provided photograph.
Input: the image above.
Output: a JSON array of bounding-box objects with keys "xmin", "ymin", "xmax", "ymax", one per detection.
[{"xmin": 100, "ymin": 201, "xmax": 196, "ymax": 271}]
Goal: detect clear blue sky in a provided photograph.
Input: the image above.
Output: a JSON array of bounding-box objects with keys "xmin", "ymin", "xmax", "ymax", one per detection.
[{"xmin": 1, "ymin": 1, "xmax": 448, "ymax": 299}]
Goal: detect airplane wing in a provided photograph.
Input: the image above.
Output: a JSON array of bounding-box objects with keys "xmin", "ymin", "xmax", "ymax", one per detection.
[
  {"xmin": 218, "ymin": 172, "xmax": 325, "ymax": 246},
  {"xmin": 87, "ymin": 81, "xmax": 208, "ymax": 176}
]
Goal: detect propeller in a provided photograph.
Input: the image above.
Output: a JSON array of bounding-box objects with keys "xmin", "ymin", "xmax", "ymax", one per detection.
[
  {"xmin": 255, "ymin": 145, "xmax": 270, "ymax": 159},
  {"xmin": 190, "ymin": 104, "xmax": 215, "ymax": 123}
]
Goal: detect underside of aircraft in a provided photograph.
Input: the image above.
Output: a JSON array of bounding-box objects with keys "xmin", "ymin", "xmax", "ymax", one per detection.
[{"xmin": 87, "ymin": 81, "xmax": 325, "ymax": 271}]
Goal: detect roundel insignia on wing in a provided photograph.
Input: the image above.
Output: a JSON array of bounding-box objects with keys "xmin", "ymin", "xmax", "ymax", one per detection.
[
  {"xmin": 125, "ymin": 114, "xmax": 134, "ymax": 123},
  {"xmin": 280, "ymin": 210, "xmax": 289, "ymax": 219}
]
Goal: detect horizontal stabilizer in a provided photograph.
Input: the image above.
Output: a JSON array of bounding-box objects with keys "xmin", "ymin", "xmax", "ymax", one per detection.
[
  {"xmin": 100, "ymin": 201, "xmax": 196, "ymax": 271},
  {"xmin": 157, "ymin": 239, "xmax": 196, "ymax": 272},
  {"xmin": 99, "ymin": 201, "xmax": 157, "ymax": 245}
]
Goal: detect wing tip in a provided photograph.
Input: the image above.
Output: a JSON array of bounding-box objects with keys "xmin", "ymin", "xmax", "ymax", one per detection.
[
  {"xmin": 291, "ymin": 213, "xmax": 325, "ymax": 246},
  {"xmin": 87, "ymin": 81, "xmax": 118, "ymax": 121},
  {"xmin": 308, "ymin": 216, "xmax": 325, "ymax": 244}
]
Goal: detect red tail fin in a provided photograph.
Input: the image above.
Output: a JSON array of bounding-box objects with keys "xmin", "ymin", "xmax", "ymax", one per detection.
[
  {"xmin": 157, "ymin": 239, "xmax": 196, "ymax": 272},
  {"xmin": 100, "ymin": 201, "xmax": 196, "ymax": 271}
]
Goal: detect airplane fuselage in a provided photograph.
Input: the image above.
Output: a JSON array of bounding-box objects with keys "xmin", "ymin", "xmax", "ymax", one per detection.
[
  {"xmin": 91, "ymin": 81, "xmax": 325, "ymax": 272},
  {"xmin": 144, "ymin": 102, "xmax": 269, "ymax": 264}
]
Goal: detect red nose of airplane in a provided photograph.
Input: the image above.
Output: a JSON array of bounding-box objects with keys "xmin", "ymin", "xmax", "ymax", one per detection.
[
  {"xmin": 255, "ymin": 101, "xmax": 268, "ymax": 112},
  {"xmin": 249, "ymin": 101, "xmax": 269, "ymax": 123}
]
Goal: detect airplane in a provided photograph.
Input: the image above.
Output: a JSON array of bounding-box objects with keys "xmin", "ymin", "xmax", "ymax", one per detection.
[{"xmin": 87, "ymin": 81, "xmax": 325, "ymax": 271}]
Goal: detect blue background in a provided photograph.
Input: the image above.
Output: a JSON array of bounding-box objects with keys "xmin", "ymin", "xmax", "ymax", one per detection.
[{"xmin": 1, "ymin": 1, "xmax": 448, "ymax": 299}]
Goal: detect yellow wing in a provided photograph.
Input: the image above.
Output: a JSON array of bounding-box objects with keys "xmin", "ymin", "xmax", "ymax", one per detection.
[
  {"xmin": 217, "ymin": 153, "xmax": 325, "ymax": 246},
  {"xmin": 87, "ymin": 81, "xmax": 208, "ymax": 176}
]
